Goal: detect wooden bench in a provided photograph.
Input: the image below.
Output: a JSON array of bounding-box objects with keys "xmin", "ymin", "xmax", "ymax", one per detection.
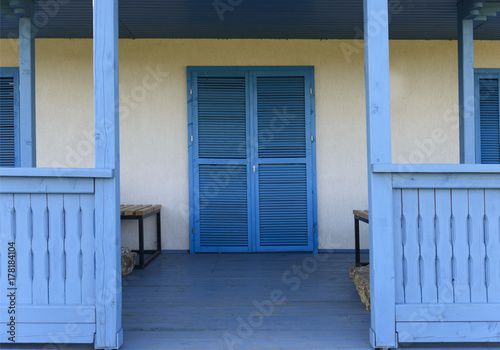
[
  {"xmin": 120, "ymin": 204, "xmax": 162, "ymax": 269},
  {"xmin": 353, "ymin": 209, "xmax": 369, "ymax": 267}
]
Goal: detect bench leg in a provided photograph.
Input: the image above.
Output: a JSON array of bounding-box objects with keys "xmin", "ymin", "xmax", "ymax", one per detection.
[
  {"xmin": 355, "ymin": 217, "xmax": 361, "ymax": 267},
  {"xmin": 138, "ymin": 217, "xmax": 145, "ymax": 268},
  {"xmin": 156, "ymin": 211, "xmax": 161, "ymax": 253}
]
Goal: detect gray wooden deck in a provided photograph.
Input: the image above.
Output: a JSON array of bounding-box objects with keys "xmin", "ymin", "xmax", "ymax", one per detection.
[{"xmin": 121, "ymin": 252, "xmax": 371, "ymax": 350}]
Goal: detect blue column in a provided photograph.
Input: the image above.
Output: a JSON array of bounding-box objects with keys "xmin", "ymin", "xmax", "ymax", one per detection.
[
  {"xmin": 458, "ymin": 3, "xmax": 476, "ymax": 164},
  {"xmin": 363, "ymin": 0, "xmax": 396, "ymax": 347},
  {"xmin": 18, "ymin": 11, "xmax": 36, "ymax": 167},
  {"xmin": 93, "ymin": 0, "xmax": 122, "ymax": 348}
]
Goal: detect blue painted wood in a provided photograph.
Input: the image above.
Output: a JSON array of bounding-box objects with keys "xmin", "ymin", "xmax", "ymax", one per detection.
[
  {"xmin": 434, "ymin": 189, "xmax": 454, "ymax": 303},
  {"xmin": 187, "ymin": 68, "xmax": 196, "ymax": 253},
  {"xmin": 468, "ymin": 189, "xmax": 487, "ymax": 303},
  {"xmin": 484, "ymin": 190, "xmax": 500, "ymax": 302},
  {"xmin": 0, "ymin": 68, "xmax": 20, "ymax": 167},
  {"xmin": 458, "ymin": 5, "xmax": 476, "ymax": 164},
  {"xmin": 0, "ymin": 324, "xmax": 95, "ymax": 343},
  {"xmin": 402, "ymin": 189, "xmax": 421, "ymax": 303},
  {"xmin": 14, "ymin": 194, "xmax": 32, "ymax": 304},
  {"xmin": 64, "ymin": 194, "xmax": 82, "ymax": 304},
  {"xmin": 188, "ymin": 67, "xmax": 317, "ymax": 253},
  {"xmin": 255, "ymin": 72, "xmax": 314, "ymax": 252},
  {"xmin": 0, "ymin": 191, "xmax": 98, "ymax": 345},
  {"xmin": 393, "ymin": 189, "xmax": 405, "ymax": 303},
  {"xmin": 30, "ymin": 194, "xmax": 49, "ymax": 304},
  {"xmin": 392, "ymin": 172, "xmax": 500, "ymax": 189},
  {"xmin": 18, "ymin": 14, "xmax": 36, "ymax": 167},
  {"xmin": 0, "ymin": 305, "xmax": 96, "ymax": 323},
  {"xmin": 451, "ymin": 189, "xmax": 471, "ymax": 302},
  {"xmin": 48, "ymin": 194, "xmax": 65, "ymax": 304},
  {"xmin": 396, "ymin": 304, "xmax": 500, "ymax": 322},
  {"xmin": 120, "ymin": 253, "xmax": 373, "ymax": 349},
  {"xmin": 0, "ymin": 176, "xmax": 95, "ymax": 193},
  {"xmin": 475, "ymin": 71, "xmax": 500, "ymax": 164},
  {"xmin": 372, "ymin": 163, "xmax": 500, "ymax": 173},
  {"xmin": 419, "ymin": 189, "xmax": 438, "ymax": 303},
  {"xmin": 0, "ymin": 167, "xmax": 114, "ymax": 178},
  {"xmin": 397, "ymin": 322, "xmax": 500, "ymax": 343},
  {"xmin": 0, "ymin": 194, "xmax": 14, "ymax": 329},
  {"xmin": 363, "ymin": 0, "xmax": 396, "ymax": 345},
  {"xmin": 93, "ymin": 0, "xmax": 122, "ymax": 347},
  {"xmin": 80, "ymin": 194, "xmax": 96, "ymax": 305}
]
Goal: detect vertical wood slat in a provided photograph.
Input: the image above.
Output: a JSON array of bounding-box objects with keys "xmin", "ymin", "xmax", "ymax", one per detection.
[
  {"xmin": 393, "ymin": 189, "xmax": 405, "ymax": 303},
  {"xmin": 80, "ymin": 194, "xmax": 95, "ymax": 304},
  {"xmin": 419, "ymin": 189, "xmax": 438, "ymax": 303},
  {"xmin": 451, "ymin": 189, "xmax": 471, "ymax": 302},
  {"xmin": 0, "ymin": 194, "xmax": 14, "ymax": 309},
  {"xmin": 14, "ymin": 194, "xmax": 32, "ymax": 304},
  {"xmin": 31, "ymin": 194, "xmax": 49, "ymax": 304},
  {"xmin": 435, "ymin": 189, "xmax": 454, "ymax": 303},
  {"xmin": 484, "ymin": 190, "xmax": 500, "ymax": 302},
  {"xmin": 48, "ymin": 194, "xmax": 65, "ymax": 304},
  {"xmin": 402, "ymin": 189, "xmax": 421, "ymax": 303},
  {"xmin": 64, "ymin": 194, "xmax": 82, "ymax": 304},
  {"xmin": 468, "ymin": 189, "xmax": 487, "ymax": 303}
]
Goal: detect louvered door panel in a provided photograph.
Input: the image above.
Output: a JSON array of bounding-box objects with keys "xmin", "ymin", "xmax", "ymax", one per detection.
[
  {"xmin": 479, "ymin": 78, "xmax": 500, "ymax": 164},
  {"xmin": 257, "ymin": 77, "xmax": 306, "ymax": 158},
  {"xmin": 197, "ymin": 77, "xmax": 246, "ymax": 159},
  {"xmin": 0, "ymin": 76, "xmax": 17, "ymax": 167},
  {"xmin": 256, "ymin": 75, "xmax": 312, "ymax": 251},
  {"xmin": 198, "ymin": 165, "xmax": 249, "ymax": 249},
  {"xmin": 259, "ymin": 164, "xmax": 309, "ymax": 247},
  {"xmin": 194, "ymin": 74, "xmax": 250, "ymax": 251}
]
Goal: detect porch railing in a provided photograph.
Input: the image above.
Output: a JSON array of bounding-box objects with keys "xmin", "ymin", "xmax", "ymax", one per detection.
[
  {"xmin": 0, "ymin": 168, "xmax": 113, "ymax": 344},
  {"xmin": 373, "ymin": 164, "xmax": 500, "ymax": 344}
]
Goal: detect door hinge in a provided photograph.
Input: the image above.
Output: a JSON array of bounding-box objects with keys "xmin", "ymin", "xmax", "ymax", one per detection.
[
  {"xmin": 190, "ymin": 89, "xmax": 193, "ymax": 95},
  {"xmin": 253, "ymin": 165, "xmax": 256, "ymax": 174},
  {"xmin": 310, "ymin": 88, "xmax": 313, "ymax": 95},
  {"xmin": 191, "ymin": 135, "xmax": 194, "ymax": 142},
  {"xmin": 311, "ymin": 134, "xmax": 314, "ymax": 142}
]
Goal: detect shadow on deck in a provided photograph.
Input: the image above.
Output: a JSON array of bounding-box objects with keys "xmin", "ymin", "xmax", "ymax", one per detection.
[{"xmin": 121, "ymin": 252, "xmax": 371, "ymax": 349}]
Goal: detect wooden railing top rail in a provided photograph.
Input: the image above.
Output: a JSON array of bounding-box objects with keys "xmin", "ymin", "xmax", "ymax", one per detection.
[
  {"xmin": 0, "ymin": 168, "xmax": 114, "ymax": 178},
  {"xmin": 372, "ymin": 163, "xmax": 500, "ymax": 174}
]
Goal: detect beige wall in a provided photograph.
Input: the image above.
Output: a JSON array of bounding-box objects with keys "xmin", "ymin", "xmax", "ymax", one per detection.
[{"xmin": 1, "ymin": 39, "xmax": 499, "ymax": 250}]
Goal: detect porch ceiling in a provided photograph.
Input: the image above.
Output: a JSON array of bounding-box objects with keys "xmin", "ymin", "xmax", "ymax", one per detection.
[{"xmin": 0, "ymin": 0, "xmax": 499, "ymax": 40}]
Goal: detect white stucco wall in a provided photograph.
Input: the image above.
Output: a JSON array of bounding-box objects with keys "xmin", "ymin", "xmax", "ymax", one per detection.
[{"xmin": 1, "ymin": 39, "xmax": 499, "ymax": 251}]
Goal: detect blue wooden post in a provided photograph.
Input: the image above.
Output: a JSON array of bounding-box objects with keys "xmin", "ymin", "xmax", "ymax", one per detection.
[
  {"xmin": 18, "ymin": 3, "xmax": 36, "ymax": 167},
  {"xmin": 93, "ymin": 0, "xmax": 122, "ymax": 348},
  {"xmin": 458, "ymin": 3, "xmax": 476, "ymax": 164},
  {"xmin": 363, "ymin": 0, "xmax": 397, "ymax": 347}
]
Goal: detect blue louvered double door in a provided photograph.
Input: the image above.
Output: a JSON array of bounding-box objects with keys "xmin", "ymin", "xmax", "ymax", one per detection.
[{"xmin": 188, "ymin": 67, "xmax": 317, "ymax": 252}]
